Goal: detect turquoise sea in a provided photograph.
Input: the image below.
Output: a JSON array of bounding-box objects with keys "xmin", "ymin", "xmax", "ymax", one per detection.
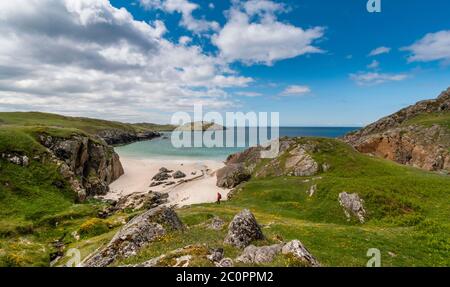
[{"xmin": 115, "ymin": 127, "xmax": 359, "ymax": 161}]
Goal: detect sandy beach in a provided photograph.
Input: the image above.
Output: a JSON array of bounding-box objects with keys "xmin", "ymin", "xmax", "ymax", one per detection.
[{"xmin": 106, "ymin": 156, "xmax": 230, "ymax": 207}]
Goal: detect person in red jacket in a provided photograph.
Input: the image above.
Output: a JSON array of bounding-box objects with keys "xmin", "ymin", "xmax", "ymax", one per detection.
[{"xmin": 216, "ymin": 192, "xmax": 222, "ymax": 205}]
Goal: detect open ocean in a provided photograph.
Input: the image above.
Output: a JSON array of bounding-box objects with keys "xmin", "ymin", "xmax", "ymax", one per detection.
[{"xmin": 115, "ymin": 127, "xmax": 359, "ymax": 160}]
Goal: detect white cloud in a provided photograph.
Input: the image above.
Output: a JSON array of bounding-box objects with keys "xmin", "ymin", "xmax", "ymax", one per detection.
[
  {"xmin": 281, "ymin": 85, "xmax": 311, "ymax": 96},
  {"xmin": 367, "ymin": 60, "xmax": 380, "ymax": 69},
  {"xmin": 235, "ymin": 91, "xmax": 262, "ymax": 97},
  {"xmin": 350, "ymin": 72, "xmax": 407, "ymax": 86},
  {"xmin": 212, "ymin": 1, "xmax": 324, "ymax": 65},
  {"xmin": 402, "ymin": 30, "xmax": 450, "ymax": 63},
  {"xmin": 243, "ymin": 0, "xmax": 286, "ymax": 17},
  {"xmin": 140, "ymin": 0, "xmax": 219, "ymax": 34},
  {"xmin": 178, "ymin": 35, "xmax": 192, "ymax": 45},
  {"xmin": 0, "ymin": 0, "xmax": 252, "ymax": 122},
  {"xmin": 368, "ymin": 46, "xmax": 391, "ymax": 57}
]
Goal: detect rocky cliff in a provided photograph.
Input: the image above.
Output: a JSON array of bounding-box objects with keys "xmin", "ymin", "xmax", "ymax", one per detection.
[
  {"xmin": 96, "ymin": 129, "xmax": 160, "ymax": 145},
  {"xmin": 38, "ymin": 134, "xmax": 124, "ymax": 201},
  {"xmin": 217, "ymin": 137, "xmax": 324, "ymax": 189},
  {"xmin": 344, "ymin": 87, "xmax": 450, "ymax": 172}
]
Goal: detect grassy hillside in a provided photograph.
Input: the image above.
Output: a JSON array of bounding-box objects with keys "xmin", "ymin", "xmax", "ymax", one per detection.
[
  {"xmin": 60, "ymin": 138, "xmax": 450, "ymax": 267},
  {"xmin": 402, "ymin": 111, "xmax": 450, "ymax": 130},
  {"xmin": 0, "ymin": 112, "xmax": 174, "ymax": 136},
  {"xmin": 0, "ymin": 112, "xmax": 171, "ymax": 266}
]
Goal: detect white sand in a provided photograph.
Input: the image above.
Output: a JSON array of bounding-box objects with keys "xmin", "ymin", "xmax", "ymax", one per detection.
[{"xmin": 106, "ymin": 156, "xmax": 230, "ymax": 207}]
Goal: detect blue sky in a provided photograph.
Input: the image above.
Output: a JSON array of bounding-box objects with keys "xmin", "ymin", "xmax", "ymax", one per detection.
[{"xmin": 0, "ymin": 0, "xmax": 449, "ymax": 126}]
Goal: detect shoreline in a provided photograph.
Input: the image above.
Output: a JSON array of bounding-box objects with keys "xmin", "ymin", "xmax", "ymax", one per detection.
[{"xmin": 106, "ymin": 156, "xmax": 230, "ymax": 207}]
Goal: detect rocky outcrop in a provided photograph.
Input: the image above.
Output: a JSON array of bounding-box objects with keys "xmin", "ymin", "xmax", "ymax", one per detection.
[
  {"xmin": 344, "ymin": 88, "xmax": 450, "ymax": 172},
  {"xmin": 224, "ymin": 209, "xmax": 265, "ymax": 248},
  {"xmin": 338, "ymin": 192, "xmax": 366, "ymax": 223},
  {"xmin": 1, "ymin": 153, "xmax": 29, "ymax": 167},
  {"xmin": 216, "ymin": 163, "xmax": 251, "ymax": 188},
  {"xmin": 131, "ymin": 244, "xmax": 209, "ymax": 267},
  {"xmin": 235, "ymin": 240, "xmax": 320, "ymax": 267},
  {"xmin": 216, "ymin": 138, "xmax": 321, "ymax": 188},
  {"xmin": 96, "ymin": 129, "xmax": 160, "ymax": 145},
  {"xmin": 281, "ymin": 240, "xmax": 321, "ymax": 267},
  {"xmin": 38, "ymin": 134, "xmax": 124, "ymax": 200},
  {"xmin": 236, "ymin": 244, "xmax": 283, "ymax": 264},
  {"xmin": 98, "ymin": 191, "xmax": 169, "ymax": 218},
  {"xmin": 83, "ymin": 206, "xmax": 183, "ymax": 267}
]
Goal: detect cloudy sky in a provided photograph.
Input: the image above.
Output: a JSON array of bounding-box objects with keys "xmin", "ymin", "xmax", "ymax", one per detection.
[{"xmin": 0, "ymin": 0, "xmax": 449, "ymax": 125}]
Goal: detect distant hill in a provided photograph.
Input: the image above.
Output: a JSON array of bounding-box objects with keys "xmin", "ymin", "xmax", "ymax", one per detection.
[
  {"xmin": 177, "ymin": 121, "xmax": 225, "ymax": 131},
  {"xmin": 344, "ymin": 87, "xmax": 450, "ymax": 172}
]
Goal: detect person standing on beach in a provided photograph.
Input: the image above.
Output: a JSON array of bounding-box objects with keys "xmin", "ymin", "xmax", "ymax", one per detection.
[{"xmin": 216, "ymin": 192, "xmax": 222, "ymax": 205}]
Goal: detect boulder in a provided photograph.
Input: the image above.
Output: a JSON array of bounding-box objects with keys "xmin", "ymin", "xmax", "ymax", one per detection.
[
  {"xmin": 285, "ymin": 146, "xmax": 319, "ymax": 176},
  {"xmin": 338, "ymin": 192, "xmax": 366, "ymax": 223},
  {"xmin": 159, "ymin": 167, "xmax": 173, "ymax": 173},
  {"xmin": 281, "ymin": 240, "xmax": 321, "ymax": 267},
  {"xmin": 172, "ymin": 170, "xmax": 186, "ymax": 179},
  {"xmin": 152, "ymin": 171, "xmax": 171, "ymax": 181},
  {"xmin": 207, "ymin": 248, "xmax": 224, "ymax": 263},
  {"xmin": 236, "ymin": 244, "xmax": 283, "ymax": 264},
  {"xmin": 131, "ymin": 244, "xmax": 209, "ymax": 267},
  {"xmin": 216, "ymin": 163, "xmax": 251, "ymax": 188},
  {"xmin": 83, "ymin": 206, "xmax": 183, "ymax": 267},
  {"xmin": 224, "ymin": 209, "xmax": 265, "ymax": 248},
  {"xmin": 215, "ymin": 258, "xmax": 234, "ymax": 267},
  {"xmin": 208, "ymin": 216, "xmax": 225, "ymax": 230},
  {"xmin": 99, "ymin": 191, "xmax": 169, "ymax": 217}
]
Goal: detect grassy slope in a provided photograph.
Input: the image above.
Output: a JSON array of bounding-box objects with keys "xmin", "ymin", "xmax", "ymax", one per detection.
[
  {"xmin": 63, "ymin": 138, "xmax": 449, "ymax": 267},
  {"xmin": 0, "ymin": 112, "xmax": 171, "ymax": 266},
  {"xmin": 0, "ymin": 112, "xmax": 175, "ymax": 135},
  {"xmin": 402, "ymin": 111, "xmax": 450, "ymax": 129}
]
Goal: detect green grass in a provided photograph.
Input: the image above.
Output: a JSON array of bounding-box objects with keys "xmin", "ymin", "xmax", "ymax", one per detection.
[
  {"xmin": 59, "ymin": 138, "xmax": 450, "ymax": 267},
  {"xmin": 0, "ymin": 111, "xmax": 174, "ymax": 135},
  {"xmin": 402, "ymin": 111, "xmax": 450, "ymax": 129}
]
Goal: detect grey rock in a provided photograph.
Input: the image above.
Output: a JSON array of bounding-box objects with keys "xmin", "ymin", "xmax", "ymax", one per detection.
[
  {"xmin": 236, "ymin": 244, "xmax": 283, "ymax": 264},
  {"xmin": 152, "ymin": 171, "xmax": 171, "ymax": 181},
  {"xmin": 208, "ymin": 216, "xmax": 225, "ymax": 230},
  {"xmin": 281, "ymin": 240, "xmax": 321, "ymax": 267},
  {"xmin": 172, "ymin": 170, "xmax": 186, "ymax": 179},
  {"xmin": 216, "ymin": 163, "xmax": 251, "ymax": 188},
  {"xmin": 338, "ymin": 192, "xmax": 366, "ymax": 223},
  {"xmin": 207, "ymin": 248, "xmax": 224, "ymax": 263},
  {"xmin": 83, "ymin": 206, "xmax": 183, "ymax": 267},
  {"xmin": 224, "ymin": 209, "xmax": 265, "ymax": 248},
  {"xmin": 215, "ymin": 258, "xmax": 234, "ymax": 267}
]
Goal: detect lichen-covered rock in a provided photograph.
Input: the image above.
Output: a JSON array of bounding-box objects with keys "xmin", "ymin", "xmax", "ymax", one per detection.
[
  {"xmin": 224, "ymin": 209, "xmax": 265, "ymax": 248},
  {"xmin": 98, "ymin": 191, "xmax": 169, "ymax": 217},
  {"xmin": 207, "ymin": 248, "xmax": 224, "ymax": 263},
  {"xmin": 281, "ymin": 240, "xmax": 321, "ymax": 267},
  {"xmin": 234, "ymin": 240, "xmax": 320, "ymax": 266},
  {"xmin": 82, "ymin": 207, "xmax": 183, "ymax": 267},
  {"xmin": 131, "ymin": 244, "xmax": 209, "ymax": 267},
  {"xmin": 208, "ymin": 216, "xmax": 225, "ymax": 230},
  {"xmin": 2, "ymin": 154, "xmax": 29, "ymax": 167},
  {"xmin": 216, "ymin": 163, "xmax": 251, "ymax": 188},
  {"xmin": 236, "ymin": 244, "xmax": 283, "ymax": 264},
  {"xmin": 215, "ymin": 258, "xmax": 234, "ymax": 267},
  {"xmin": 285, "ymin": 146, "xmax": 319, "ymax": 176},
  {"xmin": 338, "ymin": 192, "xmax": 366, "ymax": 223}
]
